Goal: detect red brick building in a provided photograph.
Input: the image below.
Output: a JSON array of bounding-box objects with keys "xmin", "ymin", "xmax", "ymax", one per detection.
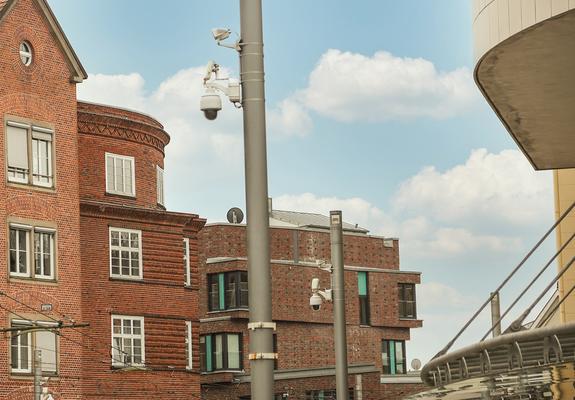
[
  {"xmin": 0, "ymin": 0, "xmax": 204, "ymax": 398},
  {"xmin": 0, "ymin": 1, "xmax": 423, "ymax": 399},
  {"xmin": 77, "ymin": 101, "xmax": 205, "ymax": 399},
  {"xmin": 199, "ymin": 207, "xmax": 423, "ymax": 400}
]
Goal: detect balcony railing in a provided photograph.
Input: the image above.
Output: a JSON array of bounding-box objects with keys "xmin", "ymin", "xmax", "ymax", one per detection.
[{"xmin": 406, "ymin": 199, "xmax": 575, "ymax": 399}]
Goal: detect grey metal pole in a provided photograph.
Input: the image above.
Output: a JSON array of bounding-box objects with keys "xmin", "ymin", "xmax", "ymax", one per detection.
[
  {"xmin": 239, "ymin": 1, "xmax": 274, "ymax": 400},
  {"xmin": 490, "ymin": 292, "xmax": 501, "ymax": 337},
  {"xmin": 330, "ymin": 211, "xmax": 349, "ymax": 400},
  {"xmin": 34, "ymin": 349, "xmax": 42, "ymax": 400}
]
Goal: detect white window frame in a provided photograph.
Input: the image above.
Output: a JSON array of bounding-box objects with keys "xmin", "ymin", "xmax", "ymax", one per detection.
[
  {"xmin": 33, "ymin": 227, "xmax": 56, "ymax": 280},
  {"xmin": 6, "ymin": 121, "xmax": 54, "ymax": 188},
  {"xmin": 9, "ymin": 224, "xmax": 56, "ymax": 280},
  {"xmin": 109, "ymin": 227, "xmax": 143, "ymax": 280},
  {"xmin": 10, "ymin": 321, "xmax": 32, "ymax": 373},
  {"xmin": 6, "ymin": 121, "xmax": 30, "ymax": 184},
  {"xmin": 10, "ymin": 319, "xmax": 58, "ymax": 375},
  {"xmin": 31, "ymin": 126, "xmax": 54, "ymax": 187},
  {"xmin": 184, "ymin": 238, "xmax": 190, "ymax": 286},
  {"xmin": 20, "ymin": 41, "xmax": 32, "ymax": 66},
  {"xmin": 156, "ymin": 165, "xmax": 164, "ymax": 206},
  {"xmin": 111, "ymin": 315, "xmax": 145, "ymax": 367},
  {"xmin": 105, "ymin": 152, "xmax": 136, "ymax": 197},
  {"xmin": 186, "ymin": 321, "xmax": 193, "ymax": 370},
  {"xmin": 9, "ymin": 224, "xmax": 31, "ymax": 278}
]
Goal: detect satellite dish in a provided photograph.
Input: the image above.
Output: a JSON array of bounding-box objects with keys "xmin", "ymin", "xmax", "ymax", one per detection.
[
  {"xmin": 227, "ymin": 207, "xmax": 244, "ymax": 224},
  {"xmin": 411, "ymin": 358, "xmax": 422, "ymax": 371}
]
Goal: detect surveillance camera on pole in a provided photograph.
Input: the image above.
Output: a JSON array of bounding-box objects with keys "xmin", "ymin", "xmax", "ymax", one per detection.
[
  {"xmin": 212, "ymin": 27, "xmax": 241, "ymax": 50},
  {"xmin": 207, "ymin": 10, "xmax": 273, "ymax": 399},
  {"xmin": 309, "ymin": 277, "xmax": 332, "ymax": 311},
  {"xmin": 200, "ymin": 60, "xmax": 241, "ymax": 120}
]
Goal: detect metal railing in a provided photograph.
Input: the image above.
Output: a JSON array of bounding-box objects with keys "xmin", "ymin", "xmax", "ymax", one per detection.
[{"xmin": 429, "ymin": 198, "xmax": 575, "ymax": 368}]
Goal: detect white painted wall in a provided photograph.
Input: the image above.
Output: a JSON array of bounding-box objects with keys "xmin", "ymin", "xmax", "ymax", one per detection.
[{"xmin": 473, "ymin": 0, "xmax": 575, "ymax": 61}]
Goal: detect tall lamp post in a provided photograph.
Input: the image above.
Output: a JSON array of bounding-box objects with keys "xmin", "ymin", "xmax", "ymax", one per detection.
[
  {"xmin": 239, "ymin": 1, "xmax": 275, "ymax": 400},
  {"xmin": 310, "ymin": 212, "xmax": 350, "ymax": 400},
  {"xmin": 330, "ymin": 211, "xmax": 350, "ymax": 400},
  {"xmin": 201, "ymin": 1, "xmax": 275, "ymax": 399}
]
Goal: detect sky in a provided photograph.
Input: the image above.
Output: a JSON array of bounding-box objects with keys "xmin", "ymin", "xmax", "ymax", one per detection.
[{"xmin": 49, "ymin": 0, "xmax": 557, "ymax": 365}]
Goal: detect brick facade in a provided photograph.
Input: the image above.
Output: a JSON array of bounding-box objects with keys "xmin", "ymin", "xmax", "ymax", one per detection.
[
  {"xmin": 0, "ymin": 1, "xmax": 205, "ymax": 399},
  {"xmin": 0, "ymin": 0, "xmax": 84, "ymax": 397},
  {"xmin": 199, "ymin": 223, "xmax": 424, "ymax": 400},
  {"xmin": 77, "ymin": 101, "xmax": 170, "ymax": 210},
  {"xmin": 0, "ymin": 1, "xmax": 425, "ymax": 399}
]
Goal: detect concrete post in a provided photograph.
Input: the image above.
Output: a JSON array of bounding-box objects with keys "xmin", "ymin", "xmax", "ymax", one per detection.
[
  {"xmin": 490, "ymin": 292, "xmax": 501, "ymax": 337},
  {"xmin": 34, "ymin": 349, "xmax": 42, "ymax": 400},
  {"xmin": 239, "ymin": 1, "xmax": 274, "ymax": 399},
  {"xmin": 331, "ymin": 211, "xmax": 349, "ymax": 400}
]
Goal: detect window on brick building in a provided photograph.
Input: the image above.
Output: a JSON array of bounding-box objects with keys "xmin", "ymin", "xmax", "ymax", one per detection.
[
  {"xmin": 32, "ymin": 128, "xmax": 53, "ymax": 187},
  {"xmin": 6, "ymin": 122, "xmax": 54, "ymax": 187},
  {"xmin": 10, "ymin": 320, "xmax": 58, "ymax": 375},
  {"xmin": 208, "ymin": 271, "xmax": 248, "ymax": 311},
  {"xmin": 240, "ymin": 395, "xmax": 287, "ymax": 400},
  {"xmin": 358, "ymin": 271, "xmax": 370, "ymax": 325},
  {"xmin": 109, "ymin": 227, "xmax": 142, "ymax": 280},
  {"xmin": 156, "ymin": 165, "xmax": 164, "ymax": 205},
  {"xmin": 9, "ymin": 223, "xmax": 55, "ymax": 280},
  {"xmin": 398, "ymin": 283, "xmax": 417, "ymax": 319},
  {"xmin": 184, "ymin": 238, "xmax": 191, "ymax": 286},
  {"xmin": 20, "ymin": 41, "xmax": 33, "ymax": 66},
  {"xmin": 186, "ymin": 321, "xmax": 193, "ymax": 370},
  {"xmin": 111, "ymin": 315, "xmax": 145, "ymax": 367},
  {"xmin": 199, "ymin": 333, "xmax": 242, "ymax": 372},
  {"xmin": 273, "ymin": 334, "xmax": 278, "ymax": 370},
  {"xmin": 305, "ymin": 389, "xmax": 355, "ymax": 400},
  {"xmin": 105, "ymin": 153, "xmax": 135, "ymax": 196},
  {"xmin": 382, "ymin": 339, "xmax": 406, "ymax": 375}
]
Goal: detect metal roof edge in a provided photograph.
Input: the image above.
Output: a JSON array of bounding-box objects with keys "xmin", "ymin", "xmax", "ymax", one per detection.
[
  {"xmin": 204, "ymin": 222, "xmax": 398, "ymax": 240},
  {"xmin": 206, "ymin": 257, "xmax": 419, "ymax": 275},
  {"xmin": 234, "ymin": 363, "xmax": 379, "ymax": 383}
]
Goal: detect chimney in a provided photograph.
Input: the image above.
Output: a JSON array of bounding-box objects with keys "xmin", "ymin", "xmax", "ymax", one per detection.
[{"xmin": 268, "ymin": 197, "xmax": 273, "ymax": 215}]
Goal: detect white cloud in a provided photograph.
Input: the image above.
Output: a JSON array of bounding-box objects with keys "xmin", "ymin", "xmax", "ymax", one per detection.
[
  {"xmin": 417, "ymin": 282, "xmax": 478, "ymax": 312},
  {"xmin": 290, "ymin": 49, "xmax": 478, "ymax": 123},
  {"xmin": 268, "ymin": 97, "xmax": 313, "ymax": 137},
  {"xmin": 405, "ymin": 226, "xmax": 521, "ymax": 258},
  {"xmin": 273, "ymin": 193, "xmax": 392, "ymax": 232},
  {"xmin": 408, "ymin": 282, "xmax": 484, "ymax": 363},
  {"xmin": 393, "ymin": 148, "xmax": 553, "ymax": 227},
  {"xmin": 79, "ymin": 48, "xmax": 477, "ymax": 154},
  {"xmin": 274, "ymin": 192, "xmax": 521, "ymax": 260},
  {"xmin": 78, "ymin": 73, "xmax": 147, "ymax": 111},
  {"xmin": 273, "ymin": 148, "xmax": 551, "ymax": 260},
  {"xmin": 409, "ymin": 308, "xmax": 491, "ymax": 364}
]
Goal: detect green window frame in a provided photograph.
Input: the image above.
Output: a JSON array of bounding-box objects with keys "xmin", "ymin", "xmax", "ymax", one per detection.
[
  {"xmin": 199, "ymin": 333, "xmax": 242, "ymax": 372},
  {"xmin": 398, "ymin": 283, "xmax": 417, "ymax": 319},
  {"xmin": 208, "ymin": 271, "xmax": 248, "ymax": 311},
  {"xmin": 382, "ymin": 339, "xmax": 406, "ymax": 375},
  {"xmin": 240, "ymin": 395, "xmax": 287, "ymax": 400},
  {"xmin": 305, "ymin": 389, "xmax": 355, "ymax": 400},
  {"xmin": 273, "ymin": 334, "xmax": 278, "ymax": 370},
  {"xmin": 358, "ymin": 272, "xmax": 370, "ymax": 325}
]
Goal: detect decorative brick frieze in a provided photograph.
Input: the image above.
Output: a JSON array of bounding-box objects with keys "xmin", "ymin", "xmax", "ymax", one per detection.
[{"xmin": 77, "ymin": 102, "xmax": 169, "ymax": 155}]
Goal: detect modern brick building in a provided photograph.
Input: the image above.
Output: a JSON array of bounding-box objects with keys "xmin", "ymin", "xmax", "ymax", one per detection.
[
  {"xmin": 199, "ymin": 206, "xmax": 423, "ymax": 400},
  {"xmin": 0, "ymin": 0, "xmax": 204, "ymax": 398}
]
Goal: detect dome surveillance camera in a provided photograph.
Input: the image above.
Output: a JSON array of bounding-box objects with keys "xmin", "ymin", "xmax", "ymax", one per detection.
[
  {"xmin": 310, "ymin": 293, "xmax": 322, "ymax": 311},
  {"xmin": 200, "ymin": 93, "xmax": 222, "ymax": 120}
]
